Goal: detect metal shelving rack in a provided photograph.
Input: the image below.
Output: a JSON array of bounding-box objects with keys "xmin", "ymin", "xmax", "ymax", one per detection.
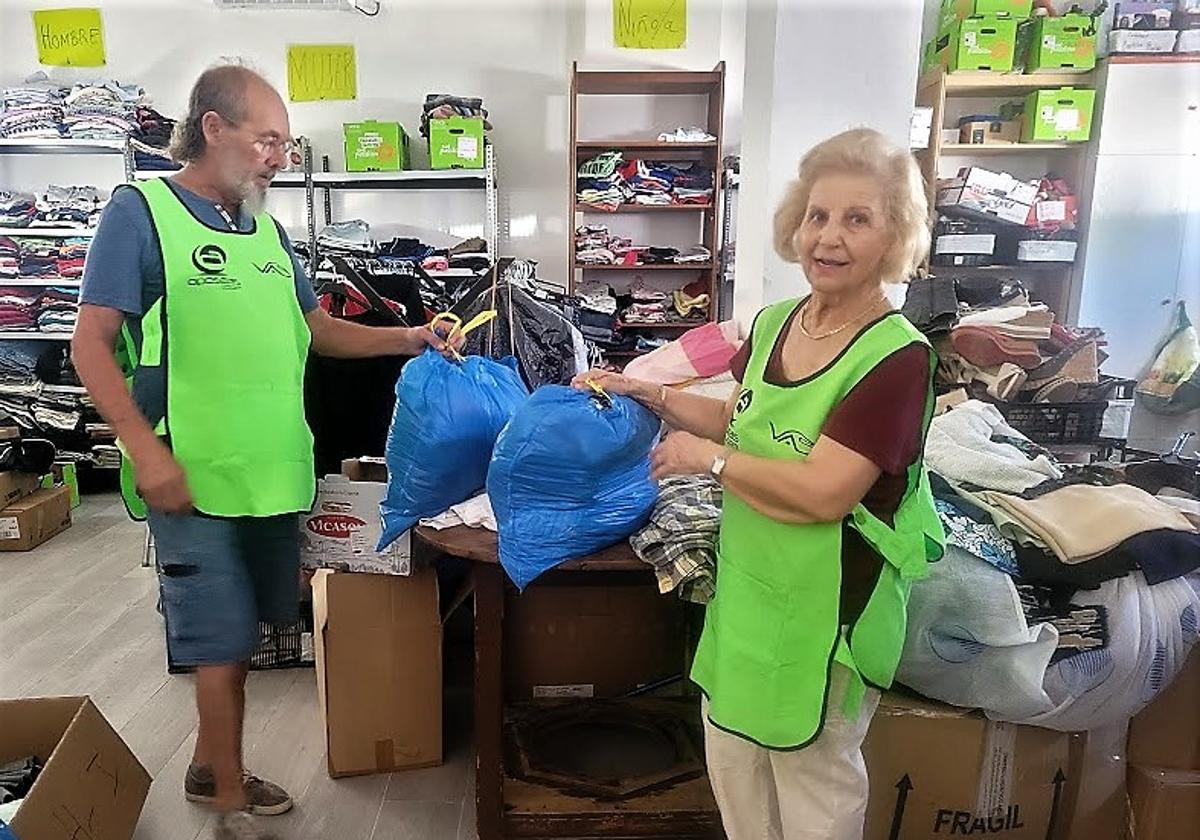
[{"xmin": 0, "ymin": 137, "xmax": 133, "ymax": 344}]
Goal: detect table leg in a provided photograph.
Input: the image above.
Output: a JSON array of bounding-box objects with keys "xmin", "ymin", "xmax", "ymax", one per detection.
[{"xmin": 474, "ymin": 562, "xmax": 505, "ymax": 840}]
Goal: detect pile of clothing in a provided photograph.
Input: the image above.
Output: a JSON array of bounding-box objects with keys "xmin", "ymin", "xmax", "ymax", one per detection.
[
  {"xmin": 656, "ymin": 126, "xmax": 715, "ymax": 143},
  {"xmin": 576, "ymin": 152, "xmax": 714, "ymax": 211},
  {"xmin": 0, "ymin": 74, "xmax": 145, "ymax": 139},
  {"xmin": 575, "ymin": 225, "xmax": 710, "ymax": 267},
  {"xmin": 0, "ymin": 342, "xmax": 104, "ymax": 462},
  {"xmin": 34, "ymin": 185, "xmax": 106, "ymax": 229},
  {"xmin": 318, "ymin": 219, "xmax": 375, "ymax": 256},
  {"xmin": 0, "ymin": 76, "xmax": 64, "ymax": 139},
  {"xmin": 904, "ymin": 277, "xmax": 1108, "ymax": 405},
  {"xmin": 0, "ymin": 191, "xmax": 37, "ymax": 227},
  {"xmin": 630, "ymin": 474, "xmax": 722, "ymax": 604},
  {"xmin": 0, "ymin": 286, "xmax": 79, "ymax": 333},
  {"xmin": 897, "ymin": 398, "xmax": 1200, "ymax": 731},
  {"xmin": 0, "ymin": 237, "xmax": 87, "ymax": 280},
  {"xmin": 131, "ymin": 105, "xmax": 179, "ymax": 171},
  {"xmin": 621, "ymin": 279, "xmax": 710, "ymax": 325},
  {"xmin": 419, "ymin": 93, "xmax": 491, "ymax": 138}
]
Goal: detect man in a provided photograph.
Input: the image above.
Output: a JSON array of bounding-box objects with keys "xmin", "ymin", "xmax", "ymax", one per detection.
[{"xmin": 73, "ymin": 63, "xmax": 451, "ymax": 840}]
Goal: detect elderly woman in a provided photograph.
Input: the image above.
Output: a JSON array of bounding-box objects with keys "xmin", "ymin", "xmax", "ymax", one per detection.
[{"xmin": 574, "ymin": 128, "xmax": 944, "ymax": 840}]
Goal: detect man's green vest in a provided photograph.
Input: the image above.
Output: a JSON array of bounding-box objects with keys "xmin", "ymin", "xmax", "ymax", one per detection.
[
  {"xmin": 124, "ymin": 178, "xmax": 315, "ymax": 517},
  {"xmin": 691, "ymin": 298, "xmax": 945, "ymax": 749}
]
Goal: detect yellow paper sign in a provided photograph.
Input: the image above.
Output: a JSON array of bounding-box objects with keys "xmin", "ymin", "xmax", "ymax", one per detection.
[
  {"xmin": 32, "ymin": 8, "xmax": 106, "ymax": 67},
  {"xmin": 287, "ymin": 44, "xmax": 356, "ymax": 103},
  {"xmin": 614, "ymin": 0, "xmax": 686, "ymax": 50}
]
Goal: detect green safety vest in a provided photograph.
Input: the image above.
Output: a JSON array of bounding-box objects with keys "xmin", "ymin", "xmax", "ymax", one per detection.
[
  {"xmin": 120, "ymin": 178, "xmax": 315, "ymax": 518},
  {"xmin": 691, "ymin": 298, "xmax": 945, "ymax": 749}
]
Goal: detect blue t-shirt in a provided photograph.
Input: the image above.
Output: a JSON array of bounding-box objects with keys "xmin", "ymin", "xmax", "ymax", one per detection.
[{"xmin": 80, "ymin": 180, "xmax": 319, "ymax": 425}]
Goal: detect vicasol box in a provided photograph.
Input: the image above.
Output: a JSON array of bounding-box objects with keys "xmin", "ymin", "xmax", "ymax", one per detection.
[{"xmin": 300, "ymin": 457, "xmax": 412, "ymax": 576}]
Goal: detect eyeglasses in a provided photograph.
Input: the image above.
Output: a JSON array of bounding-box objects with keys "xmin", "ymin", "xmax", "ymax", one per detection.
[{"xmin": 249, "ymin": 135, "xmax": 295, "ymax": 157}]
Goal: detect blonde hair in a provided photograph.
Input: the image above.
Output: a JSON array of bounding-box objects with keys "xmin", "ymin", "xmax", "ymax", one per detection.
[{"xmin": 773, "ymin": 128, "xmax": 930, "ymax": 283}]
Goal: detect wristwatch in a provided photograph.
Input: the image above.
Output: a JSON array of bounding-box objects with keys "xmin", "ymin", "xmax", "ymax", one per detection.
[{"xmin": 710, "ymin": 451, "xmax": 728, "ymax": 480}]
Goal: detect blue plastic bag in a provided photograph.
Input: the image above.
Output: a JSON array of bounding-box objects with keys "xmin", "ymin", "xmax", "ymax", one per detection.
[
  {"xmin": 377, "ymin": 349, "xmax": 528, "ymax": 550},
  {"xmin": 488, "ymin": 386, "xmax": 661, "ymax": 589}
]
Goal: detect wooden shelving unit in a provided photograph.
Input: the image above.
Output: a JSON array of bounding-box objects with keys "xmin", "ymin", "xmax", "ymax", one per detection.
[
  {"xmin": 915, "ymin": 66, "xmax": 1099, "ymax": 318},
  {"xmin": 569, "ymin": 62, "xmax": 725, "ymax": 361}
]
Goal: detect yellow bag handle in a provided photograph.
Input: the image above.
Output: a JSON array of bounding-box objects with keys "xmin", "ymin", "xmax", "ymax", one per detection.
[{"xmin": 428, "ymin": 310, "xmax": 499, "ymax": 362}]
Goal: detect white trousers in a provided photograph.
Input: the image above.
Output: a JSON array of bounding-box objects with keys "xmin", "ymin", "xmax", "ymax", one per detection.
[{"xmin": 702, "ymin": 665, "xmax": 881, "ymax": 840}]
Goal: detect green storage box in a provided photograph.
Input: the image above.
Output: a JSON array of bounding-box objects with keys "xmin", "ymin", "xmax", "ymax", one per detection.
[
  {"xmin": 939, "ymin": 0, "xmax": 1033, "ymax": 34},
  {"xmin": 1026, "ymin": 13, "xmax": 1096, "ymax": 73},
  {"xmin": 344, "ymin": 121, "xmax": 409, "ymax": 172},
  {"xmin": 936, "ymin": 15, "xmax": 1020, "ymax": 72},
  {"xmin": 1022, "ymin": 87, "xmax": 1096, "ymax": 142},
  {"xmin": 428, "ymin": 116, "xmax": 485, "ymax": 170}
]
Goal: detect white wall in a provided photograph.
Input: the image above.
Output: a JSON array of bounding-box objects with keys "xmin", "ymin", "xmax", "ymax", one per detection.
[
  {"xmin": 734, "ymin": 0, "xmax": 926, "ymax": 315},
  {"xmin": 1, "ymin": 0, "xmax": 927, "ymax": 324},
  {"xmin": 0, "ymin": 0, "xmax": 742, "ymax": 286}
]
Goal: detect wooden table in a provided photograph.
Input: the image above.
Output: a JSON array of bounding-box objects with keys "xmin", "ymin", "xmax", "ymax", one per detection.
[{"xmin": 415, "ymin": 526, "xmax": 722, "ymax": 840}]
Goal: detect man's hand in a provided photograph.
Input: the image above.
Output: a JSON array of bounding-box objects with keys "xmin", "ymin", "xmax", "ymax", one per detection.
[
  {"xmin": 133, "ymin": 440, "xmax": 194, "ymax": 514},
  {"xmin": 403, "ymin": 325, "xmax": 464, "ymax": 358}
]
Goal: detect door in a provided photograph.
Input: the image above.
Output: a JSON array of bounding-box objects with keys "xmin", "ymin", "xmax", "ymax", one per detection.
[{"xmin": 1078, "ymin": 154, "xmax": 1190, "ymax": 379}]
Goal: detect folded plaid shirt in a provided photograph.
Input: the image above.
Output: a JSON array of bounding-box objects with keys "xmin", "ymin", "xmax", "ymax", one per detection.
[{"xmin": 630, "ymin": 475, "xmax": 722, "ymax": 604}]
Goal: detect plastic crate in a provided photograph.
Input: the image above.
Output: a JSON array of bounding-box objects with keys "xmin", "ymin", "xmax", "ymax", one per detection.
[
  {"xmin": 166, "ymin": 601, "xmax": 315, "ymax": 675},
  {"xmin": 996, "ymin": 378, "xmax": 1136, "ymax": 446}
]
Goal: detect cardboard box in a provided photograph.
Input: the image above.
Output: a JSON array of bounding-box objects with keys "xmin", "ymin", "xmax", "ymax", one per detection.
[
  {"xmin": 935, "ymin": 15, "xmax": 1020, "ymax": 72},
  {"xmin": 1022, "ymin": 88, "xmax": 1096, "ymax": 143},
  {"xmin": 1127, "ymin": 766, "xmax": 1200, "ymax": 840},
  {"xmin": 936, "ymin": 233, "xmax": 997, "ymax": 255},
  {"xmin": 1027, "ymin": 14, "xmax": 1097, "ymax": 73},
  {"xmin": 0, "ymin": 470, "xmax": 41, "ymax": 509},
  {"xmin": 0, "ymin": 696, "xmax": 151, "ymax": 840},
  {"xmin": 312, "ymin": 568, "xmax": 442, "ymax": 777},
  {"xmin": 937, "ymin": 166, "xmax": 1038, "ymax": 226},
  {"xmin": 1113, "ymin": 2, "xmax": 1175, "ymax": 30},
  {"xmin": 343, "ymin": 120, "xmax": 409, "ymax": 172},
  {"xmin": 1109, "ymin": 28, "xmax": 1179, "ymax": 52},
  {"xmin": 863, "ymin": 693, "xmax": 1073, "ymax": 840},
  {"xmin": 44, "ymin": 462, "xmax": 80, "ymax": 508},
  {"xmin": 300, "ymin": 457, "xmax": 411, "ymax": 576},
  {"xmin": 1062, "ymin": 724, "xmax": 1129, "ymax": 840},
  {"xmin": 0, "ymin": 485, "xmax": 71, "ymax": 551},
  {"xmin": 503, "ymin": 582, "xmax": 685, "ymax": 701},
  {"xmin": 940, "ymin": 0, "xmax": 1033, "ymax": 33},
  {"xmin": 428, "ymin": 116, "xmax": 485, "ymax": 170},
  {"xmin": 1129, "ymin": 646, "xmax": 1200, "ymax": 770},
  {"xmin": 959, "ymin": 118, "xmax": 1022, "ymax": 144}
]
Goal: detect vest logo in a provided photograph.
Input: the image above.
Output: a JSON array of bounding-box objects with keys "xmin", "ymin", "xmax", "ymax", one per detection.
[
  {"xmin": 734, "ymin": 388, "xmax": 753, "ymax": 416},
  {"xmin": 255, "ymin": 261, "xmax": 289, "ymax": 278},
  {"xmin": 769, "ymin": 422, "xmax": 816, "ymax": 456},
  {"xmin": 306, "ymin": 514, "xmax": 366, "ymax": 539},
  {"xmin": 191, "ymin": 244, "xmax": 228, "ymax": 275}
]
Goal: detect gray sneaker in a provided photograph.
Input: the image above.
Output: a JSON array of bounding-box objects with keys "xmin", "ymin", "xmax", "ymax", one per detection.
[
  {"xmin": 214, "ymin": 812, "xmax": 277, "ymax": 840},
  {"xmin": 186, "ymin": 764, "xmax": 294, "ymax": 816}
]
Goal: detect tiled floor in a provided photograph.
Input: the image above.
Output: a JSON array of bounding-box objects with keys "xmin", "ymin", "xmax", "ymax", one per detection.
[{"xmin": 0, "ymin": 495, "xmax": 477, "ymax": 840}]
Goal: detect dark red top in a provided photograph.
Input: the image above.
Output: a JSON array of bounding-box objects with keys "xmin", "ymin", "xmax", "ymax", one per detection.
[{"xmin": 728, "ymin": 306, "xmax": 930, "ymax": 623}]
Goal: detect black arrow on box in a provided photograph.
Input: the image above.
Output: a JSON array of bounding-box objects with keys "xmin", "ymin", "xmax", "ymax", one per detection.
[
  {"xmin": 889, "ymin": 774, "xmax": 913, "ymax": 840},
  {"xmin": 1046, "ymin": 767, "xmax": 1067, "ymax": 840}
]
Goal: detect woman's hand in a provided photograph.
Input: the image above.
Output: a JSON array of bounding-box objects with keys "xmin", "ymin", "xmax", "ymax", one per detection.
[
  {"xmin": 651, "ymin": 431, "xmax": 722, "ymax": 480},
  {"xmin": 570, "ymin": 369, "xmax": 655, "ymax": 403}
]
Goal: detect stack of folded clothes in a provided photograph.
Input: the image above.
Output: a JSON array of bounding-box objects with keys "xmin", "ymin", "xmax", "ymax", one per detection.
[
  {"xmin": 318, "ymin": 219, "xmax": 375, "ymax": 256},
  {"xmin": 62, "ymin": 80, "xmax": 143, "ymax": 140},
  {"xmin": 131, "ymin": 106, "xmax": 179, "ymax": 170},
  {"xmin": 0, "ymin": 76, "xmax": 65, "ymax": 139},
  {"xmin": 0, "ymin": 238, "xmax": 18, "ymax": 278},
  {"xmin": 576, "ymin": 152, "xmax": 715, "ymax": 211},
  {"xmin": 16, "ymin": 239, "xmax": 59, "ymax": 278},
  {"xmin": 574, "ymin": 225, "xmax": 712, "ymax": 267},
  {"xmin": 36, "ymin": 288, "xmax": 79, "ymax": 333},
  {"xmin": 0, "ymin": 191, "xmax": 38, "ymax": 228},
  {"xmin": 619, "ymin": 279, "xmax": 710, "ymax": 326},
  {"xmin": 57, "ymin": 239, "xmax": 88, "ymax": 278},
  {"xmin": 33, "ymin": 184, "xmax": 106, "ymax": 229},
  {"xmin": 0, "ymin": 288, "xmax": 37, "ymax": 331}
]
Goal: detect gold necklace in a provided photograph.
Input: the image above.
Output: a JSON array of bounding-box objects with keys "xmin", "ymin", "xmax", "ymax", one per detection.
[{"xmin": 798, "ymin": 294, "xmax": 887, "ymax": 341}]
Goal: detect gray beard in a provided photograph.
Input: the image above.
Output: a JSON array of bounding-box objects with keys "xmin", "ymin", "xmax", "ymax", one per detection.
[{"xmin": 237, "ymin": 181, "xmax": 268, "ymax": 218}]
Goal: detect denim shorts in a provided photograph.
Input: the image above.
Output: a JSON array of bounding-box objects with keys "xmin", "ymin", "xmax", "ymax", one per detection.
[{"xmin": 150, "ymin": 510, "xmax": 301, "ymax": 667}]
